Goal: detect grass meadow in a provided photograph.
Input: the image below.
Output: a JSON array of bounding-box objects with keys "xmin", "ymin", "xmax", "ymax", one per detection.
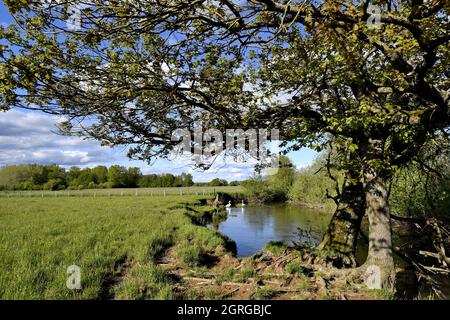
[
  {"xmin": 0, "ymin": 193, "xmax": 229, "ymax": 299},
  {"xmin": 0, "ymin": 186, "xmax": 242, "ymax": 198}
]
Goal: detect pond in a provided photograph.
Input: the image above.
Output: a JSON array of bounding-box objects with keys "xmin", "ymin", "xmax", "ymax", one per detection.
[{"xmin": 208, "ymin": 204, "xmax": 332, "ymax": 257}]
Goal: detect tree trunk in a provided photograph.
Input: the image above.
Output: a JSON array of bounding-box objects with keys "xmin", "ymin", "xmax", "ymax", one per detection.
[
  {"xmin": 362, "ymin": 167, "xmax": 396, "ymax": 289},
  {"xmin": 317, "ymin": 171, "xmax": 365, "ymax": 266}
]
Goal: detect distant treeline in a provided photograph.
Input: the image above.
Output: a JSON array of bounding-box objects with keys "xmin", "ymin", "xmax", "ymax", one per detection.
[{"xmin": 0, "ymin": 164, "xmax": 239, "ymax": 191}]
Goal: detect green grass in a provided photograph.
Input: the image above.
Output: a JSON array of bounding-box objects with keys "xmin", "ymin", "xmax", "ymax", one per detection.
[
  {"xmin": 298, "ymin": 276, "xmax": 314, "ymax": 292},
  {"xmin": 174, "ymin": 245, "xmax": 208, "ymax": 267},
  {"xmin": 0, "ymin": 186, "xmax": 242, "ymax": 198},
  {"xmin": 113, "ymin": 264, "xmax": 175, "ymax": 300},
  {"xmin": 0, "ymin": 195, "xmax": 227, "ymax": 299},
  {"xmin": 254, "ymin": 287, "xmax": 278, "ymax": 299},
  {"xmin": 203, "ymin": 288, "xmax": 222, "ymax": 300},
  {"xmin": 263, "ymin": 240, "xmax": 287, "ymax": 255},
  {"xmin": 235, "ymin": 266, "xmax": 255, "ymax": 282},
  {"xmin": 372, "ymin": 288, "xmax": 395, "ymax": 300},
  {"xmin": 285, "ymin": 261, "xmax": 304, "ymax": 275}
]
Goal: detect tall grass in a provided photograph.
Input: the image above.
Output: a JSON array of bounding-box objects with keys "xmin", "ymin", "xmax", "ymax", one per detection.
[
  {"xmin": 0, "ymin": 186, "xmax": 243, "ymax": 198},
  {"xmin": 0, "ymin": 195, "xmax": 226, "ymax": 299}
]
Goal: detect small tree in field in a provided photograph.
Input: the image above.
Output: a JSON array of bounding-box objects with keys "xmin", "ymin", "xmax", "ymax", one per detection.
[{"xmin": 0, "ymin": 1, "xmax": 448, "ymax": 288}]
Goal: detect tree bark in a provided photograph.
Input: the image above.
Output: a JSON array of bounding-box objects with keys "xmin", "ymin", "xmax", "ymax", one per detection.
[
  {"xmin": 317, "ymin": 170, "xmax": 365, "ymax": 266},
  {"xmin": 361, "ymin": 167, "xmax": 396, "ymax": 289}
]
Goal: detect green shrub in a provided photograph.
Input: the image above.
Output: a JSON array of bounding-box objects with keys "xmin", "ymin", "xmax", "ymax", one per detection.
[
  {"xmin": 241, "ymin": 156, "xmax": 295, "ymax": 202},
  {"xmin": 288, "ymin": 172, "xmax": 337, "ymax": 212},
  {"xmin": 390, "ymin": 165, "xmax": 450, "ymax": 218}
]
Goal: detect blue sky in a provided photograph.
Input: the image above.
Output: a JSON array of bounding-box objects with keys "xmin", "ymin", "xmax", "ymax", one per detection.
[{"xmin": 0, "ymin": 3, "xmax": 318, "ymax": 182}]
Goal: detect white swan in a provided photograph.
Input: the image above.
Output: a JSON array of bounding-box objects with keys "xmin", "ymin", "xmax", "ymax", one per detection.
[
  {"xmin": 241, "ymin": 200, "xmax": 246, "ymax": 207},
  {"xmin": 225, "ymin": 201, "xmax": 232, "ymax": 208}
]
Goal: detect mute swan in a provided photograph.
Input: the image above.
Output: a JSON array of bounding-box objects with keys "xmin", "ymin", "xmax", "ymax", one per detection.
[
  {"xmin": 241, "ymin": 200, "xmax": 246, "ymax": 207},
  {"xmin": 225, "ymin": 201, "xmax": 232, "ymax": 208}
]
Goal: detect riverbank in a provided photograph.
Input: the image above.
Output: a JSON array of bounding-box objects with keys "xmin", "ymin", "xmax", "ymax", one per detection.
[
  {"xmin": 184, "ymin": 198, "xmax": 446, "ymax": 300},
  {"xmin": 179, "ymin": 201, "xmax": 388, "ymax": 299},
  {"xmin": 154, "ymin": 238, "xmax": 386, "ymax": 300}
]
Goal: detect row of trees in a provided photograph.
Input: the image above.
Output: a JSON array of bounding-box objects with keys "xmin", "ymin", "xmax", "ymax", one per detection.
[
  {"xmin": 138, "ymin": 172, "xmax": 193, "ymax": 188},
  {"xmin": 0, "ymin": 164, "xmax": 223, "ymax": 190}
]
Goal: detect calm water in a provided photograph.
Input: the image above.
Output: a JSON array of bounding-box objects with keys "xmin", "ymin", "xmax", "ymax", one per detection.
[{"xmin": 208, "ymin": 204, "xmax": 332, "ymax": 257}]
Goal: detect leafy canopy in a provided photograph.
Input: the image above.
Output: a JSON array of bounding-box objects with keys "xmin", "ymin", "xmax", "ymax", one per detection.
[{"xmin": 0, "ymin": 1, "xmax": 448, "ymax": 168}]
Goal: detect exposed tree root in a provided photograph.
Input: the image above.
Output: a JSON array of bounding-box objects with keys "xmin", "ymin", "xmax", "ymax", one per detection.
[{"xmin": 155, "ymin": 245, "xmax": 385, "ymax": 300}]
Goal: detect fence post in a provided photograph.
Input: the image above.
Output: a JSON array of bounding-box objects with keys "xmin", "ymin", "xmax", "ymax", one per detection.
[{"xmin": 164, "ymin": 190, "xmax": 166, "ymax": 197}]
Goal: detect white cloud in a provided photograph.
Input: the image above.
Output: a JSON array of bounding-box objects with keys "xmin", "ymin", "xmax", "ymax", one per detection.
[
  {"xmin": 0, "ymin": 109, "xmax": 118, "ymax": 166},
  {"xmin": 31, "ymin": 150, "xmax": 92, "ymax": 164}
]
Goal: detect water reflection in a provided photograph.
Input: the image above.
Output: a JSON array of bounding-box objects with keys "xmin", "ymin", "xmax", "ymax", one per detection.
[{"xmin": 209, "ymin": 204, "xmax": 331, "ymax": 257}]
